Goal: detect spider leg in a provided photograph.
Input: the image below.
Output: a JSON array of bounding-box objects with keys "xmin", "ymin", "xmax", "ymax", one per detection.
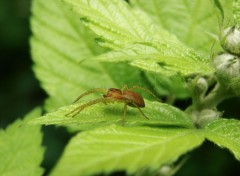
[
  {"xmin": 136, "ymin": 106, "xmax": 149, "ymax": 120},
  {"xmin": 130, "ymin": 101, "xmax": 149, "ymax": 120},
  {"xmin": 72, "ymin": 88, "xmax": 107, "ymax": 103},
  {"xmin": 122, "ymin": 103, "xmax": 127, "ymax": 126},
  {"xmin": 109, "ymin": 98, "xmax": 148, "ymax": 125},
  {"xmin": 66, "ymin": 97, "xmax": 114, "ymax": 117},
  {"xmin": 130, "ymin": 86, "xmax": 161, "ymax": 102},
  {"xmin": 115, "ymin": 99, "xmax": 149, "ymax": 122},
  {"xmin": 121, "ymin": 85, "xmax": 129, "ymax": 92}
]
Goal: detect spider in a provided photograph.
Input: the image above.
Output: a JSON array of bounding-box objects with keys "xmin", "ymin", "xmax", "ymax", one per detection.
[{"xmin": 66, "ymin": 85, "xmax": 159, "ymax": 126}]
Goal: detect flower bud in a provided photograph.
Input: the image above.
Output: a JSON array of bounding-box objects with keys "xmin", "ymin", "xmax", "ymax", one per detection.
[
  {"xmin": 220, "ymin": 26, "xmax": 240, "ymax": 56},
  {"xmin": 196, "ymin": 77, "xmax": 208, "ymax": 95},
  {"xmin": 212, "ymin": 52, "xmax": 240, "ymax": 79},
  {"xmin": 197, "ymin": 109, "xmax": 221, "ymax": 126}
]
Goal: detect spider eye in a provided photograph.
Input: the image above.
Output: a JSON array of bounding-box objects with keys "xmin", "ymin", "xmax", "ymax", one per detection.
[
  {"xmin": 107, "ymin": 88, "xmax": 122, "ymax": 97},
  {"xmin": 109, "ymin": 88, "xmax": 121, "ymax": 93}
]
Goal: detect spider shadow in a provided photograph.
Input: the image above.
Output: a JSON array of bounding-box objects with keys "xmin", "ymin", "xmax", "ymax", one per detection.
[
  {"xmin": 139, "ymin": 123, "xmax": 191, "ymax": 130},
  {"xmin": 102, "ymin": 106, "xmax": 139, "ymax": 118}
]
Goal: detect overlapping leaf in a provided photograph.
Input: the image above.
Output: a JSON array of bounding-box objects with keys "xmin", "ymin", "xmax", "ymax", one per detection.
[{"xmin": 62, "ymin": 0, "xmax": 214, "ymax": 76}]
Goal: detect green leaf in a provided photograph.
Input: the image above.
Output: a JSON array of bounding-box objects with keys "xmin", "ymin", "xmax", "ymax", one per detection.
[
  {"xmin": 0, "ymin": 108, "xmax": 44, "ymax": 176},
  {"xmin": 50, "ymin": 126, "xmax": 204, "ymax": 176},
  {"xmin": 62, "ymin": 0, "xmax": 174, "ymax": 49},
  {"xmin": 204, "ymin": 118, "xmax": 240, "ymax": 160},
  {"xmin": 31, "ymin": 0, "xmax": 151, "ymax": 110},
  {"xmin": 62, "ymin": 0, "xmax": 213, "ymax": 76},
  {"xmin": 131, "ymin": 0, "xmax": 233, "ymax": 55},
  {"xmin": 28, "ymin": 100, "xmax": 193, "ymax": 130},
  {"xmin": 94, "ymin": 43, "xmax": 213, "ymax": 76},
  {"xmin": 233, "ymin": 0, "xmax": 240, "ymax": 27},
  {"xmin": 95, "ymin": 44, "xmax": 213, "ymax": 76}
]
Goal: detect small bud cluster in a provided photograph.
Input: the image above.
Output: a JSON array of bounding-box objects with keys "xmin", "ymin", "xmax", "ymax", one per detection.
[
  {"xmin": 212, "ymin": 26, "xmax": 240, "ymax": 80},
  {"xmin": 188, "ymin": 25, "xmax": 240, "ymax": 126}
]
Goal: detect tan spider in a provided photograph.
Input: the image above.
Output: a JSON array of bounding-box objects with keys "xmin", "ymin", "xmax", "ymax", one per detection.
[{"xmin": 66, "ymin": 85, "xmax": 159, "ymax": 126}]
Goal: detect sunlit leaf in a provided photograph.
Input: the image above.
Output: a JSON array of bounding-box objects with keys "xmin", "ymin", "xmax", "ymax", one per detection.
[
  {"xmin": 62, "ymin": 0, "xmax": 213, "ymax": 76},
  {"xmin": 51, "ymin": 126, "xmax": 204, "ymax": 176},
  {"xmin": 94, "ymin": 43, "xmax": 213, "ymax": 76}
]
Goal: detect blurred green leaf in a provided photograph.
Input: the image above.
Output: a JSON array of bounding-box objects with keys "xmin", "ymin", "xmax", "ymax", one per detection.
[
  {"xmin": 145, "ymin": 72, "xmax": 189, "ymax": 99},
  {"xmin": 131, "ymin": 0, "xmax": 233, "ymax": 55},
  {"xmin": 213, "ymin": 0, "xmax": 225, "ymax": 26},
  {"xmin": 50, "ymin": 126, "xmax": 204, "ymax": 176},
  {"xmin": 0, "ymin": 108, "xmax": 44, "ymax": 176},
  {"xmin": 205, "ymin": 118, "xmax": 240, "ymax": 160}
]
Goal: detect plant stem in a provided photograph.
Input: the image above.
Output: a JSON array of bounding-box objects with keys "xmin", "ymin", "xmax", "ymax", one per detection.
[
  {"xmin": 186, "ymin": 80, "xmax": 234, "ymax": 127},
  {"xmin": 197, "ymin": 83, "xmax": 226, "ymax": 109}
]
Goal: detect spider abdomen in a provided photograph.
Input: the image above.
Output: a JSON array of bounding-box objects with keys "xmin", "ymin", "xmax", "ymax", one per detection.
[{"xmin": 123, "ymin": 90, "xmax": 145, "ymax": 108}]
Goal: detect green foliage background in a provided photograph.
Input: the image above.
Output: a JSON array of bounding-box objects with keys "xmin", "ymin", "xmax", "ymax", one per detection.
[{"xmin": 0, "ymin": 0, "xmax": 240, "ymax": 175}]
